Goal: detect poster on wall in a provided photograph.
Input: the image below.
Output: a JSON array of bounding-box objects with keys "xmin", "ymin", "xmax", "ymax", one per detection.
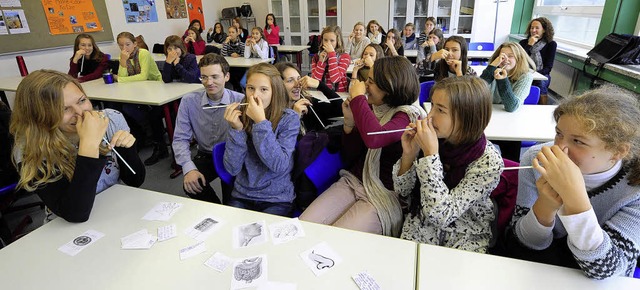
[
  {"xmin": 3, "ymin": 9, "xmax": 29, "ymax": 34},
  {"xmin": 123, "ymin": 0, "xmax": 158, "ymax": 23},
  {"xmin": 0, "ymin": 14, "xmax": 9, "ymax": 35},
  {"xmin": 164, "ymin": 0, "xmax": 186, "ymax": 19},
  {"xmin": 186, "ymin": 0, "xmax": 203, "ymax": 29},
  {"xmin": 41, "ymin": 0, "xmax": 102, "ymax": 35}
]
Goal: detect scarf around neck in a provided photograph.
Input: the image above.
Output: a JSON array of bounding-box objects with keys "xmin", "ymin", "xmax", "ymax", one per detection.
[
  {"xmin": 530, "ymin": 39, "xmax": 547, "ymax": 72},
  {"xmin": 405, "ymin": 33, "xmax": 416, "ymax": 43},
  {"xmin": 126, "ymin": 47, "xmax": 142, "ymax": 76}
]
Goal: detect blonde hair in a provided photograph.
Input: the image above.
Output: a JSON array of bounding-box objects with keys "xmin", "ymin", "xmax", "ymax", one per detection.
[
  {"xmin": 554, "ymin": 85, "xmax": 640, "ymax": 185},
  {"xmin": 240, "ymin": 63, "xmax": 289, "ymax": 133},
  {"xmin": 489, "ymin": 42, "xmax": 535, "ymax": 82},
  {"xmin": 10, "ymin": 70, "xmax": 97, "ymax": 192},
  {"xmin": 320, "ymin": 25, "xmax": 345, "ymax": 54}
]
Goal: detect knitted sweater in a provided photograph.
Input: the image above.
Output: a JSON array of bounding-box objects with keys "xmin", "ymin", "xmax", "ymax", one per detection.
[
  {"xmin": 221, "ymin": 39, "xmax": 245, "ymax": 57},
  {"xmin": 480, "ymin": 65, "xmax": 533, "ymax": 112},
  {"xmin": 510, "ymin": 143, "xmax": 640, "ymax": 279},
  {"xmin": 345, "ymin": 37, "xmax": 371, "ymax": 60},
  {"xmin": 393, "ymin": 142, "xmax": 503, "ymax": 253},
  {"xmin": 223, "ymin": 109, "xmax": 300, "ymax": 204}
]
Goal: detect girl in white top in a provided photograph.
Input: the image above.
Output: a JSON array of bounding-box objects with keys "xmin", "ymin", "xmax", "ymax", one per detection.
[
  {"xmin": 345, "ymin": 22, "xmax": 371, "ymax": 60},
  {"xmin": 244, "ymin": 27, "xmax": 269, "ymax": 59},
  {"xmin": 366, "ymin": 19, "xmax": 385, "ymax": 44}
]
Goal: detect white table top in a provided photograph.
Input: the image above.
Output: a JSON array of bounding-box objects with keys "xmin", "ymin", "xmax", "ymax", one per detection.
[
  {"xmin": 471, "ymin": 65, "xmax": 548, "ymax": 81},
  {"xmin": 307, "ymin": 90, "xmax": 349, "ymax": 102},
  {"xmin": 0, "ymin": 185, "xmax": 417, "ymax": 290},
  {"xmin": 418, "ymin": 244, "xmax": 640, "ymax": 290},
  {"xmin": 405, "ymin": 49, "xmax": 418, "ymax": 58},
  {"xmin": 0, "ymin": 75, "xmax": 22, "ymax": 92},
  {"xmin": 112, "ymin": 54, "xmax": 272, "ymax": 68},
  {"xmin": 468, "ymin": 50, "xmax": 495, "ymax": 59},
  {"xmin": 272, "ymin": 45, "xmax": 310, "ymax": 52},
  {"xmin": 425, "ymin": 103, "xmax": 557, "ymax": 142}
]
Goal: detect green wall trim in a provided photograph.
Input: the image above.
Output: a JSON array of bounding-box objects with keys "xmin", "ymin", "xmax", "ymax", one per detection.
[
  {"xmin": 596, "ymin": 0, "xmax": 640, "ymax": 43},
  {"xmin": 510, "ymin": 0, "xmax": 534, "ymax": 35}
]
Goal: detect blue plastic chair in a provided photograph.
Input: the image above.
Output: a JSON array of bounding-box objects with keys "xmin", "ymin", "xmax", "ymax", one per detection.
[
  {"xmin": 303, "ymin": 147, "xmax": 344, "ymax": 195},
  {"xmin": 634, "ymin": 266, "xmax": 640, "ymax": 279},
  {"xmin": 419, "ymin": 81, "xmax": 435, "ymax": 106},
  {"xmin": 212, "ymin": 142, "xmax": 235, "ymax": 185},
  {"xmin": 521, "ymin": 86, "xmax": 541, "ymax": 149},
  {"xmin": 468, "ymin": 42, "xmax": 494, "ymax": 65}
]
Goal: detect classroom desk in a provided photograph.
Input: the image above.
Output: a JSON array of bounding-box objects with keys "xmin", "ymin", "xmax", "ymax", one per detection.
[
  {"xmin": 417, "ymin": 243, "xmax": 640, "ymax": 290},
  {"xmin": 425, "ymin": 103, "xmax": 557, "ymax": 142},
  {"xmin": 471, "ymin": 65, "xmax": 548, "ymax": 81},
  {"xmin": 0, "ymin": 185, "xmax": 418, "ymax": 290},
  {"xmin": 468, "ymin": 50, "xmax": 495, "ymax": 59},
  {"xmin": 306, "ymin": 90, "xmax": 349, "ymax": 102},
  {"xmin": 405, "ymin": 49, "xmax": 418, "ymax": 58},
  {"xmin": 273, "ymin": 45, "xmax": 310, "ymax": 70},
  {"xmin": 113, "ymin": 54, "xmax": 272, "ymax": 68}
]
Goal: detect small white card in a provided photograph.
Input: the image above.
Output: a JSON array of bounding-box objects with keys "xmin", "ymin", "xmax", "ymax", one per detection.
[
  {"xmin": 157, "ymin": 224, "xmax": 177, "ymax": 242},
  {"xmin": 58, "ymin": 229, "xmax": 105, "ymax": 256},
  {"xmin": 352, "ymin": 271, "xmax": 381, "ymax": 290},
  {"xmin": 185, "ymin": 216, "xmax": 223, "ymax": 241},
  {"xmin": 179, "ymin": 241, "xmax": 206, "ymax": 260},
  {"xmin": 257, "ymin": 281, "xmax": 297, "ymax": 290},
  {"xmin": 142, "ymin": 202, "xmax": 183, "ymax": 221},
  {"xmin": 120, "ymin": 229, "xmax": 157, "ymax": 250},
  {"xmin": 269, "ymin": 218, "xmax": 305, "ymax": 245},
  {"xmin": 300, "ymin": 242, "xmax": 342, "ymax": 277},
  {"xmin": 231, "ymin": 255, "xmax": 268, "ymax": 289},
  {"xmin": 232, "ymin": 220, "xmax": 268, "ymax": 248},
  {"xmin": 204, "ymin": 252, "xmax": 233, "ymax": 272}
]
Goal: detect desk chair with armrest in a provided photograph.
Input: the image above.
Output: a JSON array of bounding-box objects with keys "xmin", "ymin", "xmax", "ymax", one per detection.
[{"xmin": 521, "ymin": 86, "xmax": 541, "ymax": 149}]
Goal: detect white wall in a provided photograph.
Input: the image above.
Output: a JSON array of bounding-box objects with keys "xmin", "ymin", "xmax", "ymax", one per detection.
[{"xmin": 0, "ymin": 1, "xmax": 224, "ymax": 79}]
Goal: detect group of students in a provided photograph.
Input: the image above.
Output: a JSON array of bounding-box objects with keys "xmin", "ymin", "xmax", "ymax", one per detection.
[{"xmin": 1, "ymin": 14, "xmax": 639, "ymax": 280}]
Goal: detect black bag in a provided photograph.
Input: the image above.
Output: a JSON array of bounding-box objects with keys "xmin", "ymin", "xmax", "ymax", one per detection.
[
  {"xmin": 307, "ymin": 35, "xmax": 320, "ymax": 55},
  {"xmin": 583, "ymin": 33, "xmax": 640, "ymax": 86}
]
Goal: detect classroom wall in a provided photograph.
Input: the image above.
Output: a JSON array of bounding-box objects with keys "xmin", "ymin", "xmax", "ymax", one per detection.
[{"xmin": 0, "ymin": 1, "xmax": 224, "ymax": 79}]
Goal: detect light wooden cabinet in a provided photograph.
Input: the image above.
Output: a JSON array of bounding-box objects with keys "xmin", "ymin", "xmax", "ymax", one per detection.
[{"xmin": 269, "ymin": 0, "xmax": 341, "ymax": 45}]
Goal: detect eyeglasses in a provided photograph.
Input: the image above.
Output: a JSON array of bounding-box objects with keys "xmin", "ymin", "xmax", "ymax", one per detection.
[{"xmin": 199, "ymin": 75, "xmax": 218, "ymax": 82}]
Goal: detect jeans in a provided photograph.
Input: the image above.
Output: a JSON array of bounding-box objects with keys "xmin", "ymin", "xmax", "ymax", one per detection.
[{"xmin": 226, "ymin": 197, "xmax": 293, "ymax": 217}]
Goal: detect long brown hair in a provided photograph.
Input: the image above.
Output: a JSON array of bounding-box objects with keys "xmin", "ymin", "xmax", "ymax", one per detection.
[
  {"xmin": 10, "ymin": 70, "xmax": 86, "ymax": 191},
  {"xmin": 320, "ymin": 25, "xmax": 345, "ymax": 54},
  {"xmin": 164, "ymin": 35, "xmax": 188, "ymax": 57},
  {"xmin": 435, "ymin": 36, "xmax": 469, "ymax": 81},
  {"xmin": 71, "ymin": 34, "xmax": 105, "ymax": 62},
  {"xmin": 240, "ymin": 63, "xmax": 289, "ymax": 133}
]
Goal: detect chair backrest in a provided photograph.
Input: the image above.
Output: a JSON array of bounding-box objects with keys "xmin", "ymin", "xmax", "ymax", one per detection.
[
  {"xmin": 419, "ymin": 81, "xmax": 435, "ymax": 105},
  {"xmin": 152, "ymin": 43, "xmax": 165, "ymax": 54},
  {"xmin": 490, "ymin": 158, "xmax": 519, "ymax": 237},
  {"xmin": 212, "ymin": 142, "xmax": 235, "ymax": 185},
  {"xmin": 303, "ymin": 147, "xmax": 343, "ymax": 194},
  {"xmin": 524, "ymin": 86, "xmax": 541, "ymax": 105},
  {"xmin": 468, "ymin": 42, "xmax": 494, "ymax": 51}
]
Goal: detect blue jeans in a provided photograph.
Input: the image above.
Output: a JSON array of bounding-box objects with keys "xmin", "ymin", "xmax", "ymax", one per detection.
[
  {"xmin": 226, "ymin": 197, "xmax": 293, "ymax": 217},
  {"xmin": 533, "ymin": 74, "xmax": 551, "ymax": 95}
]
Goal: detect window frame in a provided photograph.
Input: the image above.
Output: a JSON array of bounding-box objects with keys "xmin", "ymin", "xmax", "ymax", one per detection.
[{"xmin": 532, "ymin": 0, "xmax": 605, "ymax": 49}]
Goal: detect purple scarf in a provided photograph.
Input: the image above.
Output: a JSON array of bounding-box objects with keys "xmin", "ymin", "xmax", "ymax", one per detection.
[{"xmin": 409, "ymin": 134, "xmax": 487, "ymax": 218}]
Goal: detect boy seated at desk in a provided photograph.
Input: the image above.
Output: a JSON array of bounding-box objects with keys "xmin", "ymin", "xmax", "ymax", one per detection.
[{"xmin": 172, "ymin": 53, "xmax": 244, "ymax": 204}]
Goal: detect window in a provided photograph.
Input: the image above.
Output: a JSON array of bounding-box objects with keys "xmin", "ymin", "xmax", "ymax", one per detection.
[{"xmin": 533, "ymin": 0, "xmax": 605, "ymax": 47}]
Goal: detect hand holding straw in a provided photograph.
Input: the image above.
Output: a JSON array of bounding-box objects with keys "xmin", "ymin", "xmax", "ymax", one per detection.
[{"xmin": 102, "ymin": 137, "xmax": 136, "ymax": 175}]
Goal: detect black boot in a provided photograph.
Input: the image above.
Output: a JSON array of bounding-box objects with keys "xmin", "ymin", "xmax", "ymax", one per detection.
[{"xmin": 144, "ymin": 143, "xmax": 169, "ymax": 166}]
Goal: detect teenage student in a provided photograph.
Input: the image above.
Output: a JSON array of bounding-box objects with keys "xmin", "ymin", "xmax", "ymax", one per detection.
[
  {"xmin": 68, "ymin": 34, "xmax": 109, "ymax": 82},
  {"xmin": 223, "ymin": 63, "xmax": 299, "ymax": 216},
  {"xmin": 206, "ymin": 22, "xmax": 227, "ymax": 44},
  {"xmin": 506, "ymin": 85, "xmax": 640, "ymax": 279},
  {"xmin": 221, "ymin": 26, "xmax": 245, "ymax": 58},
  {"xmin": 183, "ymin": 19, "xmax": 203, "ymax": 41},
  {"xmin": 184, "ymin": 27, "xmax": 206, "ymax": 55},
  {"xmin": 352, "ymin": 43, "xmax": 384, "ymax": 82},
  {"xmin": 366, "ymin": 20, "xmax": 386, "ymax": 45},
  {"xmin": 10, "ymin": 70, "xmax": 144, "ymax": 222},
  {"xmin": 115, "ymin": 31, "xmax": 161, "ymax": 82},
  {"xmin": 311, "ymin": 25, "xmax": 351, "ymax": 92},
  {"xmin": 301, "ymin": 56, "xmax": 425, "ymax": 236},
  {"xmin": 519, "ymin": 17, "xmax": 557, "ymax": 105},
  {"xmin": 416, "ymin": 28, "xmax": 444, "ymax": 80},
  {"xmin": 433, "ymin": 35, "xmax": 476, "ymax": 81},
  {"xmin": 416, "ymin": 17, "xmax": 437, "ymax": 48},
  {"xmin": 264, "ymin": 13, "xmax": 281, "ymax": 45},
  {"xmin": 172, "ymin": 53, "xmax": 244, "ymax": 205},
  {"xmin": 244, "ymin": 27, "xmax": 269, "ymax": 59},
  {"xmin": 393, "ymin": 76, "xmax": 502, "ymax": 253},
  {"xmin": 402, "ymin": 23, "xmax": 418, "ymax": 50},
  {"xmin": 345, "ymin": 22, "xmax": 371, "ymax": 60},
  {"xmin": 382, "ymin": 28, "xmax": 404, "ymax": 56},
  {"xmin": 162, "ymin": 35, "xmax": 200, "ymax": 83},
  {"xmin": 232, "ymin": 17, "xmax": 249, "ymax": 42}
]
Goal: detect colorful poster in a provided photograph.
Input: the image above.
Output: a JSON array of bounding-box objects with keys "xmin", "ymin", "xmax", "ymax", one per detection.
[
  {"xmin": 186, "ymin": 0, "xmax": 203, "ymax": 28},
  {"xmin": 123, "ymin": 0, "xmax": 158, "ymax": 23},
  {"xmin": 41, "ymin": 0, "xmax": 102, "ymax": 35},
  {"xmin": 164, "ymin": 0, "xmax": 186, "ymax": 19},
  {"xmin": 0, "ymin": 14, "xmax": 8, "ymax": 35},
  {"xmin": 3, "ymin": 9, "xmax": 29, "ymax": 34}
]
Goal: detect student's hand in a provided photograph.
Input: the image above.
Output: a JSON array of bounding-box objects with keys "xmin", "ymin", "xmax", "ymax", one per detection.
[
  {"xmin": 224, "ymin": 36, "xmax": 232, "ymax": 44},
  {"xmin": 76, "ymin": 111, "xmax": 109, "ymax": 158},
  {"xmin": 432, "ymin": 49, "xmax": 449, "ymax": 60},
  {"xmin": 531, "ymin": 175, "xmax": 563, "ymax": 226},
  {"xmin": 108, "ymin": 130, "xmax": 136, "ymax": 149},
  {"xmin": 245, "ymin": 95, "xmax": 266, "ymax": 123},
  {"xmin": 494, "ymin": 67, "xmax": 508, "ymax": 80},
  {"xmin": 414, "ymin": 118, "xmax": 438, "ymax": 156},
  {"xmin": 447, "ymin": 59, "xmax": 463, "ymax": 76},
  {"xmin": 318, "ymin": 51, "xmax": 327, "ymax": 63},
  {"xmin": 299, "ymin": 76, "xmax": 320, "ymax": 89},
  {"xmin": 349, "ymin": 79, "xmax": 366, "ymax": 99},
  {"xmin": 293, "ymin": 98, "xmax": 312, "ymax": 117},
  {"xmin": 166, "ymin": 50, "xmax": 178, "ymax": 64},
  {"xmin": 353, "ymin": 59, "xmax": 364, "ymax": 68},
  {"xmin": 362, "ymin": 55, "xmax": 374, "ymax": 67},
  {"xmin": 184, "ymin": 170, "xmax": 206, "ymax": 194},
  {"xmin": 426, "ymin": 39, "xmax": 435, "ymax": 48},
  {"xmin": 73, "ymin": 49, "xmax": 86, "ymax": 63},
  {"xmin": 224, "ymin": 103, "xmax": 244, "ymax": 130},
  {"xmin": 349, "ymin": 32, "xmax": 355, "ymax": 41},
  {"xmin": 385, "ymin": 37, "xmax": 394, "ymax": 48},
  {"xmin": 528, "ymin": 35, "xmax": 540, "ymax": 46},
  {"xmin": 400, "ymin": 123, "xmax": 420, "ymax": 158},
  {"xmin": 322, "ymin": 43, "xmax": 334, "ymax": 53},
  {"xmin": 173, "ymin": 55, "xmax": 180, "ymax": 65},
  {"xmin": 533, "ymin": 145, "xmax": 591, "ymax": 215},
  {"xmin": 341, "ymin": 99, "xmax": 355, "ymax": 130},
  {"xmin": 208, "ymin": 27, "xmax": 213, "ymax": 33},
  {"xmin": 231, "ymin": 52, "xmax": 240, "ymax": 58},
  {"xmin": 119, "ymin": 50, "xmax": 131, "ymax": 67},
  {"xmin": 490, "ymin": 52, "xmax": 507, "ymax": 67}
]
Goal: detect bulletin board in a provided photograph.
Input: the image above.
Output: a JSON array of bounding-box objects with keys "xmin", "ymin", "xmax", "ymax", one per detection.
[{"xmin": 0, "ymin": 0, "xmax": 113, "ymax": 55}]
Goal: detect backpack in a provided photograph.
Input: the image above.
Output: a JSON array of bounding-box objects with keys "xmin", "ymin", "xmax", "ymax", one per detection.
[
  {"xmin": 582, "ymin": 33, "xmax": 640, "ymax": 87},
  {"xmin": 307, "ymin": 35, "xmax": 321, "ymax": 55}
]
